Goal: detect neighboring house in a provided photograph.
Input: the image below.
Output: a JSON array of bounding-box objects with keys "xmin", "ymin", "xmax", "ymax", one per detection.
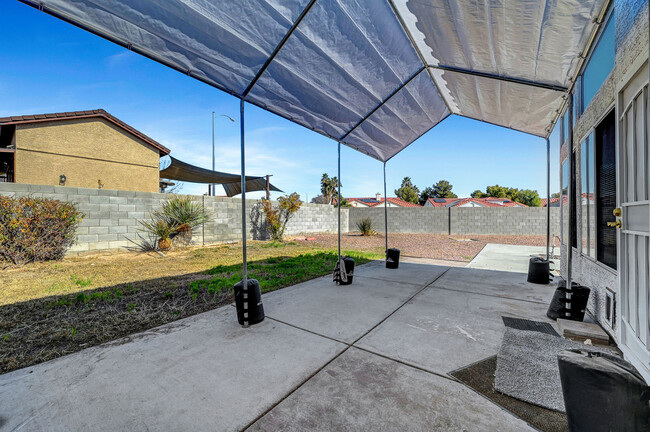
[
  {"xmin": 425, "ymin": 197, "xmax": 528, "ymax": 208},
  {"xmin": 347, "ymin": 193, "xmax": 421, "ymax": 208},
  {"xmin": 557, "ymin": 2, "xmax": 650, "ymax": 380},
  {"xmin": 541, "ymin": 198, "xmax": 561, "ymax": 207},
  {"xmin": 0, "ymin": 109, "xmax": 170, "ymax": 192}
]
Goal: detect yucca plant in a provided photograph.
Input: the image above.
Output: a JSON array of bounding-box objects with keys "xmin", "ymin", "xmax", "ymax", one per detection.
[
  {"xmin": 137, "ymin": 212, "xmax": 179, "ymax": 251},
  {"xmin": 356, "ymin": 217, "xmax": 376, "ymax": 236},
  {"xmin": 160, "ymin": 196, "xmax": 211, "ymax": 246}
]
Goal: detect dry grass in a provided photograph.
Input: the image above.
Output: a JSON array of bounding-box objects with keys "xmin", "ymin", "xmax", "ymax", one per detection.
[
  {"xmin": 1, "ymin": 241, "xmax": 316, "ymax": 306},
  {"xmin": 0, "ymin": 241, "xmax": 379, "ymax": 374}
]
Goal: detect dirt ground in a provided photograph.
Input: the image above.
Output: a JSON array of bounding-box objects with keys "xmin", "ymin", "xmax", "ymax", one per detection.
[{"xmin": 294, "ymin": 233, "xmax": 547, "ymax": 262}]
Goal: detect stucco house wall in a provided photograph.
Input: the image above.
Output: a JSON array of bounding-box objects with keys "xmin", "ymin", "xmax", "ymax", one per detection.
[
  {"xmin": 560, "ymin": 0, "xmax": 649, "ymax": 341},
  {"xmin": 14, "ymin": 117, "xmax": 161, "ymax": 192}
]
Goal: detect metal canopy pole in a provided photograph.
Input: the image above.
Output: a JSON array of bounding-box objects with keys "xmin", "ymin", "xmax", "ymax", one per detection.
[
  {"xmin": 384, "ymin": 162, "xmax": 388, "ymax": 253},
  {"xmin": 212, "ymin": 111, "xmax": 215, "ymax": 196},
  {"xmin": 338, "ymin": 141, "xmax": 341, "ymax": 260},
  {"xmin": 240, "ymin": 99, "xmax": 248, "ymax": 327},
  {"xmin": 546, "ymin": 137, "xmax": 551, "ymax": 261},
  {"xmin": 566, "ymin": 93, "xmax": 574, "ymax": 317}
]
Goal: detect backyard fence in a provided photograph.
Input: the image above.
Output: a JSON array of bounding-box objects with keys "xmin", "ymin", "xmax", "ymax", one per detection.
[
  {"xmin": 0, "ymin": 183, "xmax": 559, "ymax": 254},
  {"xmin": 348, "ymin": 206, "xmax": 560, "ymax": 236}
]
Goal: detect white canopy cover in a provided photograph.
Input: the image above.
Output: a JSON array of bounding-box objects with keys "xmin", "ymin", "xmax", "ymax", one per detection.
[{"xmin": 22, "ymin": 0, "xmax": 608, "ymax": 161}]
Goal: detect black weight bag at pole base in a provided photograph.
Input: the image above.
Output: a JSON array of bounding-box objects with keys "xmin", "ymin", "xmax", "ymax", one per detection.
[
  {"xmin": 234, "ymin": 278, "xmax": 265, "ymax": 326},
  {"xmin": 386, "ymin": 248, "xmax": 400, "ymax": 269},
  {"xmin": 547, "ymin": 279, "xmax": 591, "ymax": 321},
  {"xmin": 333, "ymin": 256, "xmax": 355, "ymax": 285},
  {"xmin": 527, "ymin": 257, "xmax": 552, "ymax": 284},
  {"xmin": 558, "ymin": 349, "xmax": 650, "ymax": 432}
]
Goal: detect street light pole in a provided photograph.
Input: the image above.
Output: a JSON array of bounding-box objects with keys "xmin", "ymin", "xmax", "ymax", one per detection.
[{"xmin": 212, "ymin": 112, "xmax": 235, "ymax": 196}]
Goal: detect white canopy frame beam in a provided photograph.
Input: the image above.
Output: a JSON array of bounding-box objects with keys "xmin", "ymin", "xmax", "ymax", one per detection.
[
  {"xmin": 339, "ymin": 65, "xmax": 426, "ymax": 141},
  {"xmin": 428, "ymin": 64, "xmax": 569, "ymax": 93},
  {"xmin": 241, "ymin": 0, "xmax": 318, "ymax": 99}
]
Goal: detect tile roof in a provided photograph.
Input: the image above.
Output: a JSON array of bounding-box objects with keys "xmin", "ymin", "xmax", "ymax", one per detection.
[
  {"xmin": 426, "ymin": 198, "xmax": 458, "ymax": 207},
  {"xmin": 427, "ymin": 197, "xmax": 528, "ymax": 208},
  {"xmin": 347, "ymin": 197, "xmax": 421, "ymax": 208},
  {"xmin": 541, "ymin": 198, "xmax": 561, "ymax": 207},
  {"xmin": 0, "ymin": 109, "xmax": 170, "ymax": 155}
]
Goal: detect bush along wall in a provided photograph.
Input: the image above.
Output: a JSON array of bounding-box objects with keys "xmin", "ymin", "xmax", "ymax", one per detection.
[{"xmin": 0, "ymin": 196, "xmax": 84, "ymax": 265}]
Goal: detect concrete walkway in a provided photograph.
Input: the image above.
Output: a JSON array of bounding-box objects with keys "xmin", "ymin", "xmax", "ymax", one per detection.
[
  {"xmin": 468, "ymin": 243, "xmax": 557, "ymax": 273},
  {"xmin": 0, "ymin": 258, "xmax": 557, "ymax": 431}
]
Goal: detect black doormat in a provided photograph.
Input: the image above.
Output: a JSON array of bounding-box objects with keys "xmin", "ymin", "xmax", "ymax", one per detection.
[
  {"xmin": 502, "ymin": 317, "xmax": 559, "ymax": 337},
  {"xmin": 450, "ymin": 356, "xmax": 568, "ymax": 432}
]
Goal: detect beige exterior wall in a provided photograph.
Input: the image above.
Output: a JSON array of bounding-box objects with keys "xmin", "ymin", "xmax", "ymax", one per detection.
[{"xmin": 14, "ymin": 118, "xmax": 160, "ymax": 192}]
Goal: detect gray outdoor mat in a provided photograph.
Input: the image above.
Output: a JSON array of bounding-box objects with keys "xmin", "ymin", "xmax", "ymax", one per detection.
[
  {"xmin": 451, "ymin": 356, "xmax": 568, "ymax": 432},
  {"xmin": 495, "ymin": 327, "xmax": 606, "ymax": 412},
  {"xmin": 502, "ymin": 317, "xmax": 559, "ymax": 337}
]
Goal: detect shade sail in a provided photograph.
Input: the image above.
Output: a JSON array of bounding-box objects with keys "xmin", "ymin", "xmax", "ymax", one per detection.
[
  {"xmin": 21, "ymin": 0, "xmax": 608, "ymax": 161},
  {"xmin": 160, "ymin": 156, "xmax": 282, "ymax": 197}
]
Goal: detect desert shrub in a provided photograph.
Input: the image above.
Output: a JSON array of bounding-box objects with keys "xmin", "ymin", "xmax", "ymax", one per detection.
[
  {"xmin": 137, "ymin": 211, "xmax": 178, "ymax": 250},
  {"xmin": 260, "ymin": 192, "xmax": 302, "ymax": 241},
  {"xmin": 0, "ymin": 195, "xmax": 84, "ymax": 265},
  {"xmin": 160, "ymin": 196, "xmax": 210, "ymax": 246},
  {"xmin": 356, "ymin": 217, "xmax": 376, "ymax": 236},
  {"xmin": 161, "ymin": 196, "xmax": 210, "ymax": 229}
]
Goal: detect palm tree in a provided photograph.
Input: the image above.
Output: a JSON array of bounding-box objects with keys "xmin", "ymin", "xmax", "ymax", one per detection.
[{"xmin": 321, "ymin": 173, "xmax": 342, "ymax": 205}]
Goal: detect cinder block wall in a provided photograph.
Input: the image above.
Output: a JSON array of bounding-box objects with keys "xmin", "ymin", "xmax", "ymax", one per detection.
[
  {"xmin": 349, "ymin": 206, "xmax": 560, "ymax": 236},
  {"xmin": 450, "ymin": 207, "xmax": 560, "ymax": 236},
  {"xmin": 348, "ymin": 207, "xmax": 449, "ymax": 234},
  {"xmin": 0, "ymin": 183, "xmax": 347, "ymax": 253}
]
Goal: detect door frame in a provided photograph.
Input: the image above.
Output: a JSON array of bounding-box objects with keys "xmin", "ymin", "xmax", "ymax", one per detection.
[{"xmin": 616, "ymin": 53, "xmax": 650, "ymax": 379}]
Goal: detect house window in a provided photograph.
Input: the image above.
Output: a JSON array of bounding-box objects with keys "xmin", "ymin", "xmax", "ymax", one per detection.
[
  {"xmin": 581, "ymin": 133, "xmax": 596, "ymax": 258},
  {"xmin": 561, "ymin": 159, "xmax": 568, "ymax": 244},
  {"xmin": 595, "ymin": 111, "xmax": 617, "ymax": 269},
  {"xmin": 580, "ymin": 10, "xmax": 615, "ymax": 113}
]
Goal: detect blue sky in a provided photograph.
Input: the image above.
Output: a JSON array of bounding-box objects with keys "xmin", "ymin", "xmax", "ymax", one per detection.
[{"xmin": 0, "ymin": 1, "xmax": 560, "ymax": 201}]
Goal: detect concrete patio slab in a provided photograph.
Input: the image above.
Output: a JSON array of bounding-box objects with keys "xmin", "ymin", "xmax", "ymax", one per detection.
[
  {"xmin": 356, "ymin": 286, "xmax": 554, "ymax": 375},
  {"xmin": 0, "ymin": 261, "xmax": 559, "ymax": 432},
  {"xmin": 0, "ymin": 306, "xmax": 345, "ymax": 432},
  {"xmin": 468, "ymin": 243, "xmax": 556, "ymax": 273},
  {"xmin": 353, "ymin": 260, "xmax": 449, "ymax": 286},
  {"xmin": 247, "ymin": 347, "xmax": 535, "ymax": 432},
  {"xmin": 262, "ymin": 269, "xmax": 439, "ymax": 343},
  {"xmin": 432, "ymin": 266, "xmax": 557, "ymax": 304}
]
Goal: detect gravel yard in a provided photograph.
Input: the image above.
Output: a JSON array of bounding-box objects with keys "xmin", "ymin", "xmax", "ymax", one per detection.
[{"xmin": 294, "ymin": 233, "xmax": 547, "ymax": 262}]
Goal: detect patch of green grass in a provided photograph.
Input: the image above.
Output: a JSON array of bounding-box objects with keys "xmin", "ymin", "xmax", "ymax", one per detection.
[
  {"xmin": 194, "ymin": 251, "xmax": 378, "ymax": 295},
  {"xmin": 70, "ymin": 274, "xmax": 93, "ymax": 288},
  {"xmin": 462, "ymin": 256, "xmax": 472, "ymax": 261},
  {"xmin": 258, "ymin": 241, "xmax": 297, "ymax": 249}
]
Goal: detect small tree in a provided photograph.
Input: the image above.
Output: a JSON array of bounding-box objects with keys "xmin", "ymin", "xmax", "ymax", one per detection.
[
  {"xmin": 261, "ymin": 192, "xmax": 302, "ymax": 241},
  {"xmin": 470, "ymin": 189, "xmax": 486, "ymax": 198},
  {"xmin": 432, "ymin": 180, "xmax": 457, "ymax": 198},
  {"xmin": 395, "ymin": 177, "xmax": 420, "ymax": 204},
  {"xmin": 419, "ymin": 186, "xmax": 434, "ymax": 205},
  {"xmin": 311, "ymin": 194, "xmax": 327, "ymax": 204},
  {"xmin": 515, "ymin": 189, "xmax": 543, "ymax": 207}
]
